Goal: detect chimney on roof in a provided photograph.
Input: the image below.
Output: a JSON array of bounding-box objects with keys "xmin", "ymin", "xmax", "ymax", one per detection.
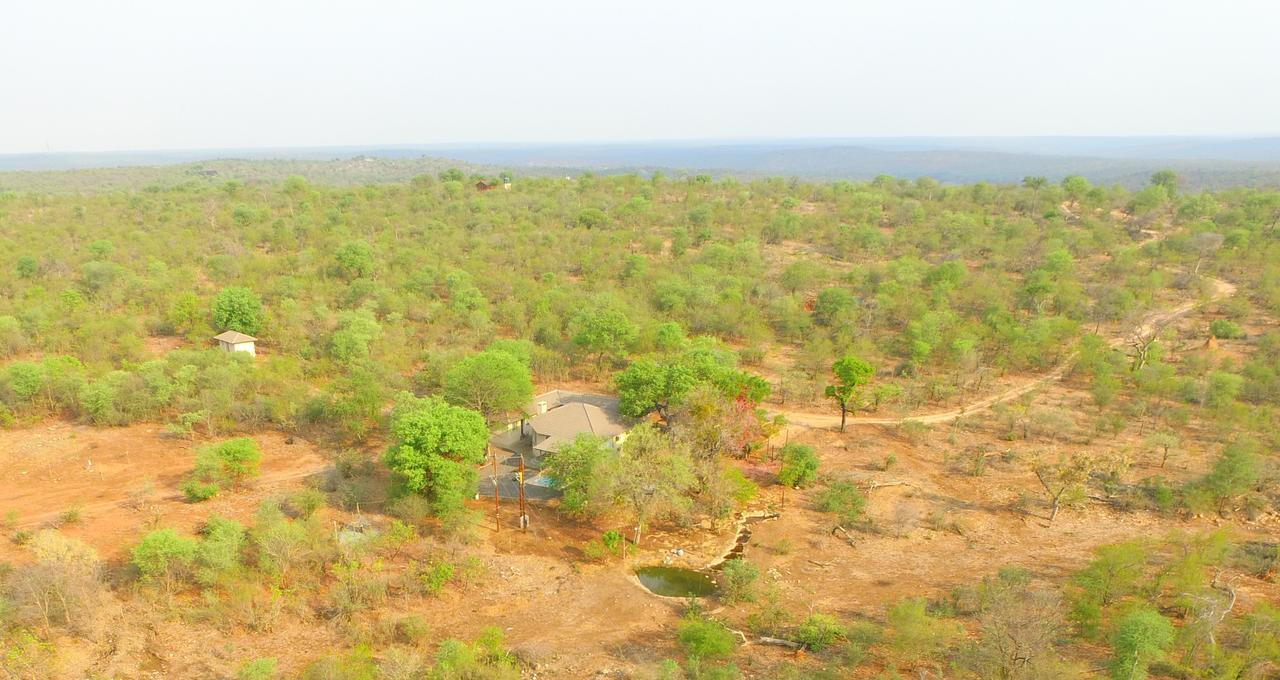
[{"xmin": 537, "ymin": 401, "xmax": 549, "ymax": 414}]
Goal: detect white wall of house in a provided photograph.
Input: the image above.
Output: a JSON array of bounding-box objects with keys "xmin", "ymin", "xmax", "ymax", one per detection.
[{"xmin": 219, "ymin": 340, "xmax": 256, "ymax": 357}]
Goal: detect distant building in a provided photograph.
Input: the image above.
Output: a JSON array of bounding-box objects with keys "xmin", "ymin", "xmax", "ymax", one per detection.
[{"xmin": 213, "ymin": 331, "xmax": 256, "ymax": 357}]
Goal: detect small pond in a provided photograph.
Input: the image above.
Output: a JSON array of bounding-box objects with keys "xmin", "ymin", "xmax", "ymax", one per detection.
[{"xmin": 635, "ymin": 566, "xmax": 719, "ymax": 598}]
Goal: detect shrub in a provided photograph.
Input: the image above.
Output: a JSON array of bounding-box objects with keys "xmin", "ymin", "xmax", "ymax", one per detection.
[
  {"xmin": 582, "ymin": 539, "xmax": 607, "ymax": 562},
  {"xmin": 1209, "ymin": 319, "xmax": 1245, "ymax": 339},
  {"xmin": 420, "ymin": 560, "xmax": 455, "ymax": 596},
  {"xmin": 815, "ymin": 481, "xmax": 867, "ymax": 525},
  {"xmin": 202, "ymin": 437, "xmax": 263, "ymax": 482},
  {"xmin": 131, "ymin": 529, "xmax": 198, "ymax": 590},
  {"xmin": 195, "ymin": 516, "xmax": 246, "ymax": 586},
  {"xmin": 719, "ymin": 559, "xmax": 760, "ymax": 604},
  {"xmin": 1109, "ymin": 606, "xmax": 1175, "ymax": 680},
  {"xmin": 182, "ymin": 479, "xmax": 221, "ymax": 502},
  {"xmin": 602, "ymin": 530, "xmax": 624, "ymax": 555},
  {"xmin": 796, "ymin": 613, "xmax": 848, "ymax": 652},
  {"xmin": 737, "ymin": 347, "xmax": 765, "ymax": 366},
  {"xmin": 6, "ymin": 531, "xmax": 103, "ymax": 633},
  {"xmin": 184, "ymin": 437, "xmax": 263, "ymax": 501},
  {"xmin": 287, "ymin": 488, "xmax": 328, "ymax": 518},
  {"xmin": 677, "ymin": 614, "xmax": 737, "ymax": 660},
  {"xmin": 394, "ymin": 615, "xmax": 431, "ymax": 644},
  {"xmin": 778, "ymin": 443, "xmax": 820, "ymax": 489},
  {"xmin": 237, "ymin": 658, "xmax": 278, "ymax": 680},
  {"xmin": 431, "ymin": 627, "xmax": 518, "ymax": 677},
  {"xmin": 387, "ymin": 494, "xmax": 434, "ymax": 526},
  {"xmin": 885, "ymin": 598, "xmax": 961, "ymax": 662}
]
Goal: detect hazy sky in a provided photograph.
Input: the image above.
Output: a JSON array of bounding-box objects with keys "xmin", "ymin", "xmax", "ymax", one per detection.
[{"xmin": 3, "ymin": 0, "xmax": 1278, "ymax": 154}]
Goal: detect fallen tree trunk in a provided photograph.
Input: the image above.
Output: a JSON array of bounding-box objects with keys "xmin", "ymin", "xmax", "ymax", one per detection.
[
  {"xmin": 727, "ymin": 629, "xmax": 806, "ymax": 650},
  {"xmin": 757, "ymin": 636, "xmax": 804, "ymax": 650}
]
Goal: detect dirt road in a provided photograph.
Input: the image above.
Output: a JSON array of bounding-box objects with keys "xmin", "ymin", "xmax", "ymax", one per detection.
[{"xmin": 773, "ymin": 269, "xmax": 1236, "ymax": 431}]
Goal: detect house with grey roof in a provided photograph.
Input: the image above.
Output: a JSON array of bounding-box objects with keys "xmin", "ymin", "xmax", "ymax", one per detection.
[
  {"xmin": 478, "ymin": 390, "xmax": 630, "ymax": 501},
  {"xmin": 213, "ymin": 330, "xmax": 256, "ymax": 357}
]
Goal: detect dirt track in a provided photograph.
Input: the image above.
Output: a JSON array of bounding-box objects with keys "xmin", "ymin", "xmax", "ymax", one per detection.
[{"xmin": 773, "ymin": 255, "xmax": 1237, "ymax": 430}]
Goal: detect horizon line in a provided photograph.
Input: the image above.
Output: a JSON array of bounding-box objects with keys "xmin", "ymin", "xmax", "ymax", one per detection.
[{"xmin": 7, "ymin": 133, "xmax": 1280, "ymax": 159}]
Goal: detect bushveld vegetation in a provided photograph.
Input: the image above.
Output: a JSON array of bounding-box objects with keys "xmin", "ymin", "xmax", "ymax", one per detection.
[{"xmin": 0, "ymin": 167, "xmax": 1278, "ymax": 677}]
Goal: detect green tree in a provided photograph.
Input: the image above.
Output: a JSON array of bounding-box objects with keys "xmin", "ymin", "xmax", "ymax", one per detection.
[
  {"xmin": 442, "ymin": 349, "xmax": 534, "ymax": 420},
  {"xmin": 329, "ymin": 311, "xmax": 381, "ymax": 363},
  {"xmin": 616, "ymin": 345, "xmax": 768, "ymax": 421},
  {"xmin": 616, "ymin": 359, "xmax": 696, "ymax": 420},
  {"xmin": 131, "ymin": 528, "xmax": 198, "ymax": 593},
  {"xmin": 777, "ymin": 442, "xmax": 819, "ymax": 489},
  {"xmin": 1150, "ymin": 170, "xmax": 1180, "ymax": 197},
  {"xmin": 168, "ymin": 292, "xmax": 204, "ymax": 335},
  {"xmin": 542, "ymin": 433, "xmax": 614, "ymax": 516},
  {"xmin": 824, "ymin": 356, "xmax": 874, "ymax": 432},
  {"xmin": 1109, "ymin": 607, "xmax": 1175, "ymax": 680},
  {"xmin": 576, "ymin": 207, "xmax": 608, "ymax": 229},
  {"xmin": 611, "ymin": 423, "xmax": 696, "ymax": 545},
  {"xmin": 195, "ymin": 516, "xmax": 247, "ymax": 586},
  {"xmin": 212, "ymin": 286, "xmax": 263, "ymax": 335},
  {"xmin": 384, "ymin": 395, "xmax": 489, "ymax": 517},
  {"xmin": 719, "ymin": 559, "xmax": 760, "ymax": 604},
  {"xmin": 1062, "ymin": 175, "xmax": 1093, "ymax": 201},
  {"xmin": 183, "ymin": 437, "xmax": 263, "ymax": 501},
  {"xmin": 1190, "ymin": 439, "xmax": 1262, "ymax": 514},
  {"xmin": 1145, "ymin": 431, "xmax": 1179, "ymax": 468},
  {"xmin": 333, "ymin": 241, "xmax": 375, "ymax": 279},
  {"xmin": 573, "ymin": 305, "xmax": 639, "ymax": 370},
  {"xmin": 15, "ymin": 255, "xmax": 37, "ymax": 279},
  {"xmin": 887, "ymin": 597, "xmax": 961, "ymax": 667}
]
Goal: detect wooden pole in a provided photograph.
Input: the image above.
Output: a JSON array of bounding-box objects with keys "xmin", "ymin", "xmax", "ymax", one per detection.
[
  {"xmin": 518, "ymin": 454, "xmax": 528, "ymax": 530},
  {"xmin": 491, "ymin": 445, "xmax": 500, "ymax": 532}
]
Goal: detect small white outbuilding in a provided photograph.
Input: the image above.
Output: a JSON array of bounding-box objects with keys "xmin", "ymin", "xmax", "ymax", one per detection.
[{"xmin": 213, "ymin": 330, "xmax": 256, "ymax": 357}]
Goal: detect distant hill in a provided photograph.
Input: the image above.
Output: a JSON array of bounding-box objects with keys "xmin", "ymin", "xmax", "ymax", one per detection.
[{"xmin": 3, "ymin": 137, "xmax": 1280, "ymax": 192}]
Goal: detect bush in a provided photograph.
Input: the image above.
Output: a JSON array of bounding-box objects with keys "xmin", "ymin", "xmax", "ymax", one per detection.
[
  {"xmin": 602, "ymin": 530, "xmax": 624, "ymax": 555},
  {"xmin": 719, "ymin": 559, "xmax": 760, "ymax": 604},
  {"xmin": 778, "ymin": 443, "xmax": 819, "ymax": 489},
  {"xmin": 131, "ymin": 528, "xmax": 198, "ymax": 589},
  {"xmin": 582, "ymin": 539, "xmax": 608, "ymax": 562},
  {"xmin": 285, "ymin": 488, "xmax": 327, "ymax": 518},
  {"xmin": 677, "ymin": 614, "xmax": 737, "ymax": 660},
  {"xmin": 6, "ymin": 531, "xmax": 103, "ymax": 633},
  {"xmin": 184, "ymin": 437, "xmax": 263, "ymax": 501},
  {"xmin": 815, "ymin": 481, "xmax": 867, "ymax": 525},
  {"xmin": 1109, "ymin": 606, "xmax": 1175, "ymax": 680},
  {"xmin": 182, "ymin": 479, "xmax": 221, "ymax": 502},
  {"xmin": 419, "ymin": 560, "xmax": 454, "ymax": 596},
  {"xmin": 195, "ymin": 516, "xmax": 247, "ymax": 586},
  {"xmin": 394, "ymin": 615, "xmax": 431, "ymax": 644},
  {"xmin": 237, "ymin": 658, "xmax": 278, "ymax": 680},
  {"xmin": 1210, "ymin": 319, "xmax": 1245, "ymax": 339},
  {"xmin": 796, "ymin": 613, "xmax": 848, "ymax": 652}
]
